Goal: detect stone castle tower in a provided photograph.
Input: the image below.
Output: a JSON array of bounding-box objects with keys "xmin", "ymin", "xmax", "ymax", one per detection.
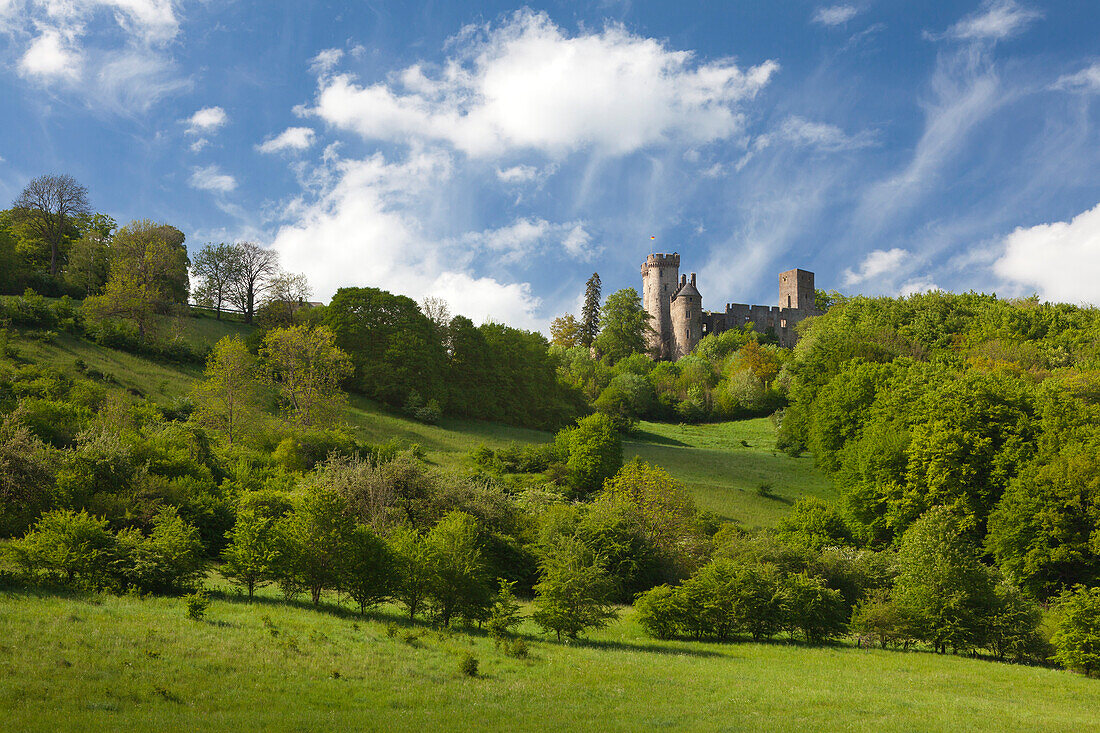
[{"xmin": 642, "ymin": 253, "xmax": 822, "ymax": 357}]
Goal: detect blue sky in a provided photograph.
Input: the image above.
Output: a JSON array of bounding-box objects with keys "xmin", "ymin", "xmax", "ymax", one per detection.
[{"xmin": 2, "ymin": 1, "xmax": 1100, "ymax": 329}]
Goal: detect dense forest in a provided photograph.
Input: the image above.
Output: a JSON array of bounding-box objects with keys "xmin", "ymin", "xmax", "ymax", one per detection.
[{"xmin": 3, "ymin": 175, "xmax": 1100, "ymax": 677}]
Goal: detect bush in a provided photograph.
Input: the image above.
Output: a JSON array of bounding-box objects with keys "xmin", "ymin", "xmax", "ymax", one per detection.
[
  {"xmin": 10, "ymin": 509, "xmax": 116, "ymax": 588},
  {"xmin": 1052, "ymin": 585, "xmax": 1100, "ymax": 675},
  {"xmin": 185, "ymin": 590, "xmax": 210, "ymax": 621},
  {"xmin": 459, "ymin": 653, "xmax": 479, "ymax": 677}
]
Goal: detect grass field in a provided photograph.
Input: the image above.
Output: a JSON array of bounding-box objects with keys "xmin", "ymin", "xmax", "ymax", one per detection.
[
  {"xmin": 4, "ymin": 323, "xmax": 834, "ymax": 527},
  {"xmin": 2, "ymin": 580, "xmax": 1096, "ymax": 732}
]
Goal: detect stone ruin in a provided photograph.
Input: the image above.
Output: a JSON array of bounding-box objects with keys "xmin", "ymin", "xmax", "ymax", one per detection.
[{"xmin": 641, "ymin": 252, "xmax": 822, "ymax": 359}]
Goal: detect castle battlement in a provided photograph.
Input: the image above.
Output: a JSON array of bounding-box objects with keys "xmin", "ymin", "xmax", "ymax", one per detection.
[{"xmin": 642, "ymin": 254, "xmax": 823, "ymax": 358}]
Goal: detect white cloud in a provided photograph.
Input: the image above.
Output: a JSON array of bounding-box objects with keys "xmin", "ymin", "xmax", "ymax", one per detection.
[
  {"xmin": 186, "ymin": 106, "xmax": 228, "ymax": 134},
  {"xmin": 843, "ymin": 248, "xmax": 910, "ymax": 286},
  {"xmin": 6, "ymin": 1, "xmax": 186, "ymax": 112},
  {"xmin": 1055, "ymin": 63, "xmax": 1100, "ymax": 93},
  {"xmin": 899, "ymin": 279, "xmax": 941, "ymax": 296},
  {"xmin": 308, "ymin": 10, "xmax": 778, "ymax": 158},
  {"xmin": 993, "ymin": 201, "xmax": 1100, "ymax": 304},
  {"xmin": 459, "ymin": 217, "xmax": 594, "ymax": 264},
  {"xmin": 562, "ymin": 225, "xmax": 592, "ymax": 259},
  {"xmin": 257, "ymin": 127, "xmax": 316, "ymax": 154},
  {"xmin": 736, "ymin": 115, "xmax": 875, "ymax": 170},
  {"xmin": 189, "ymin": 165, "xmax": 238, "ymax": 193},
  {"xmin": 812, "ymin": 5, "xmax": 860, "ymax": 27},
  {"xmin": 19, "ymin": 27, "xmax": 81, "ymax": 80},
  {"xmin": 310, "ymin": 47, "xmax": 344, "ymax": 75},
  {"xmin": 496, "ymin": 165, "xmax": 539, "ymax": 184},
  {"xmin": 270, "ymin": 151, "xmax": 544, "ymax": 329},
  {"xmin": 940, "ymin": 0, "xmax": 1041, "ymax": 42}
]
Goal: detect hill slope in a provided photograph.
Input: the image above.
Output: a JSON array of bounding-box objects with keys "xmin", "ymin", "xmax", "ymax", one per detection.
[
  {"xmin": 2, "ymin": 321, "xmax": 833, "ymax": 527},
  {"xmin": 1, "ymin": 582, "xmax": 1094, "ymax": 732}
]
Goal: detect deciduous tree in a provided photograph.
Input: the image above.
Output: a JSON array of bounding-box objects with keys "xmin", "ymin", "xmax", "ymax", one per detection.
[
  {"xmin": 13, "ymin": 174, "xmax": 90, "ymax": 277},
  {"xmin": 260, "ymin": 325, "xmax": 353, "ymax": 428}
]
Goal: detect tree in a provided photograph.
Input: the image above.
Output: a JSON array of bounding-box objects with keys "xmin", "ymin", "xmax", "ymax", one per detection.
[
  {"xmin": 389, "ymin": 524, "xmax": 432, "ymax": 619},
  {"xmin": 849, "ymin": 590, "xmax": 921, "ymax": 649},
  {"xmin": 191, "ymin": 243, "xmax": 242, "ymax": 319},
  {"xmin": 532, "ymin": 536, "xmax": 618, "ymax": 641},
  {"xmin": 324, "ymin": 286, "xmax": 447, "ymax": 408},
  {"xmin": 562, "ymin": 413, "xmax": 622, "ymax": 498},
  {"xmin": 10, "ymin": 509, "xmax": 115, "ymax": 587},
  {"xmin": 486, "ymin": 579, "xmax": 524, "ymax": 640},
  {"xmin": 260, "ymin": 325, "xmax": 353, "ymax": 428},
  {"xmin": 1052, "ymin": 585, "xmax": 1100, "ymax": 675},
  {"xmin": 192, "ymin": 336, "xmax": 263, "ymax": 444},
  {"xmin": 595, "ymin": 287, "xmax": 652, "ymax": 363},
  {"xmin": 580, "ymin": 272, "xmax": 601, "ymax": 348},
  {"xmin": 424, "ymin": 511, "xmax": 492, "ymax": 627},
  {"xmin": 258, "ymin": 271, "xmax": 313, "ymax": 328},
  {"xmin": 986, "ymin": 443, "xmax": 1100, "ymax": 598},
  {"xmin": 550, "ymin": 313, "xmax": 583, "ymax": 348},
  {"xmin": 0, "ymin": 413, "xmax": 55, "ymax": 538},
  {"xmin": 221, "ymin": 508, "xmax": 275, "ymax": 599},
  {"xmin": 775, "ymin": 497, "xmax": 854, "ymax": 553},
  {"xmin": 83, "ymin": 219, "xmax": 191, "ymax": 339},
  {"xmin": 893, "ymin": 507, "xmax": 996, "ymax": 654},
  {"xmin": 339, "ymin": 524, "xmax": 394, "ymax": 614},
  {"xmin": 13, "ymin": 174, "xmax": 90, "ymax": 277},
  {"xmin": 64, "ymin": 214, "xmax": 115, "ymax": 296},
  {"xmin": 229, "ymin": 242, "xmax": 280, "ymax": 323},
  {"xmin": 781, "ymin": 572, "xmax": 847, "ymax": 644},
  {"xmin": 272, "ymin": 486, "xmax": 354, "ymax": 605}
]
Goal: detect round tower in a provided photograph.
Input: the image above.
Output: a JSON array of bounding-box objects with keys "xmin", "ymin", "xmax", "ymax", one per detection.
[
  {"xmin": 641, "ymin": 253, "xmax": 680, "ymax": 358},
  {"xmin": 670, "ymin": 273, "xmax": 703, "ymax": 359}
]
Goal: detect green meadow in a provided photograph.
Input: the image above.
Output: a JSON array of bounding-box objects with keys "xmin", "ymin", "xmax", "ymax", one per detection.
[{"xmin": 1, "ymin": 580, "xmax": 1095, "ymax": 732}]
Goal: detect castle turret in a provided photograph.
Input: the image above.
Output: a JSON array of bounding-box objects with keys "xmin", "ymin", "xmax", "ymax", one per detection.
[
  {"xmin": 670, "ymin": 273, "xmax": 702, "ymax": 358},
  {"xmin": 641, "ymin": 253, "xmax": 680, "ymax": 359}
]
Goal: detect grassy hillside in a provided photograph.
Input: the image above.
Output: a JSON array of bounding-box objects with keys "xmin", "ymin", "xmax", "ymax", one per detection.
[
  {"xmin": 3, "ymin": 321, "xmax": 833, "ymax": 527},
  {"xmin": 2, "ymin": 581, "xmax": 1095, "ymax": 732}
]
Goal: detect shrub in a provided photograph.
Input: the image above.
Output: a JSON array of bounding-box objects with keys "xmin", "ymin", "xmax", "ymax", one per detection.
[
  {"xmin": 185, "ymin": 590, "xmax": 210, "ymax": 621},
  {"xmin": 10, "ymin": 509, "xmax": 115, "ymax": 588},
  {"xmin": 459, "ymin": 653, "xmax": 479, "ymax": 677},
  {"xmin": 1052, "ymin": 585, "xmax": 1100, "ymax": 675}
]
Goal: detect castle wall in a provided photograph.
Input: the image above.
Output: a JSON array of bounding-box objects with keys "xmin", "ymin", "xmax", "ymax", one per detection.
[{"xmin": 646, "ymin": 257, "xmax": 822, "ymax": 357}]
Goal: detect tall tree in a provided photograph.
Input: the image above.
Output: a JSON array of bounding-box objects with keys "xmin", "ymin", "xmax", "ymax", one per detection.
[
  {"xmin": 13, "ymin": 174, "xmax": 90, "ymax": 277},
  {"xmin": 550, "ymin": 313, "xmax": 582, "ymax": 348},
  {"xmin": 595, "ymin": 287, "xmax": 651, "ymax": 363},
  {"xmin": 192, "ymin": 336, "xmax": 263, "ymax": 444},
  {"xmin": 580, "ymin": 272, "xmax": 601, "ymax": 348},
  {"xmin": 259, "ymin": 325, "xmax": 353, "ymax": 428},
  {"xmin": 64, "ymin": 215, "xmax": 116, "ymax": 297},
  {"xmin": 191, "ymin": 243, "xmax": 243, "ymax": 319},
  {"xmin": 82, "ymin": 220, "xmax": 190, "ymax": 340},
  {"xmin": 229, "ymin": 242, "xmax": 279, "ymax": 323}
]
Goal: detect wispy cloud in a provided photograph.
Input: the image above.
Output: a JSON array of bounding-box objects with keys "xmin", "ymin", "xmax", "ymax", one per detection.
[
  {"xmin": 932, "ymin": 0, "xmax": 1042, "ymax": 42},
  {"xmin": 1054, "ymin": 63, "xmax": 1100, "ymax": 94},
  {"xmin": 812, "ymin": 5, "xmax": 861, "ymax": 27},
  {"xmin": 190, "ymin": 165, "xmax": 238, "ymax": 193}
]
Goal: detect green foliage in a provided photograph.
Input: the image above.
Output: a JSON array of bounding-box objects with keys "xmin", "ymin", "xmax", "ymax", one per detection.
[
  {"xmin": 10, "ymin": 509, "xmax": 115, "ymax": 587},
  {"xmin": 340, "ymin": 524, "xmax": 393, "ymax": 614},
  {"xmin": 388, "ymin": 524, "xmax": 432, "ymax": 620},
  {"xmin": 532, "ymin": 536, "xmax": 618, "ymax": 641},
  {"xmin": 487, "ymin": 579, "xmax": 524, "ymax": 641},
  {"xmin": 423, "ymin": 511, "xmax": 492, "ymax": 627},
  {"xmin": 849, "ymin": 590, "xmax": 922, "ymax": 649},
  {"xmin": 0, "ymin": 413, "xmax": 56, "ymax": 537},
  {"xmin": 221, "ymin": 507, "xmax": 276, "ymax": 599},
  {"xmin": 562, "ymin": 413, "xmax": 622, "ymax": 498},
  {"xmin": 780, "ymin": 571, "xmax": 847, "ymax": 644},
  {"xmin": 459, "ymin": 652, "xmax": 479, "ymax": 677},
  {"xmin": 272, "ymin": 486, "xmax": 355, "ymax": 604},
  {"xmin": 192, "ymin": 335, "xmax": 263, "ymax": 444},
  {"xmin": 774, "ymin": 497, "xmax": 853, "ymax": 553},
  {"xmin": 260, "ymin": 325, "xmax": 353, "ymax": 429},
  {"xmin": 1052, "ymin": 585, "xmax": 1100, "ymax": 675},
  {"xmin": 892, "ymin": 507, "xmax": 995, "ymax": 654},
  {"xmin": 594, "ymin": 287, "xmax": 651, "ymax": 363},
  {"xmin": 185, "ymin": 589, "xmax": 210, "ymax": 621},
  {"xmin": 580, "ymin": 272, "xmax": 601, "ymax": 348}
]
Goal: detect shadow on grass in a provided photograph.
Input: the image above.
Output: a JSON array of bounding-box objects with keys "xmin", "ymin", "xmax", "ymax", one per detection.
[
  {"xmin": 568, "ymin": 637, "xmax": 725, "ymax": 658},
  {"xmin": 624, "ymin": 429, "xmax": 690, "ymax": 448}
]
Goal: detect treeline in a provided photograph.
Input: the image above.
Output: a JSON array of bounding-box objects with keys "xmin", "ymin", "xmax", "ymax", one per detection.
[{"xmin": 777, "ymin": 290, "xmax": 1100, "ymax": 603}]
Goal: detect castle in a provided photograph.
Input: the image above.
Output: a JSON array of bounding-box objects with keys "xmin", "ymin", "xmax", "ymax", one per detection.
[{"xmin": 641, "ymin": 253, "xmax": 822, "ymax": 358}]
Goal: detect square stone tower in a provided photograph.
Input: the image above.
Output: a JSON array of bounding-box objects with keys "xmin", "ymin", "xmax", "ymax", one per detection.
[{"xmin": 779, "ymin": 269, "xmax": 815, "ymax": 311}]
